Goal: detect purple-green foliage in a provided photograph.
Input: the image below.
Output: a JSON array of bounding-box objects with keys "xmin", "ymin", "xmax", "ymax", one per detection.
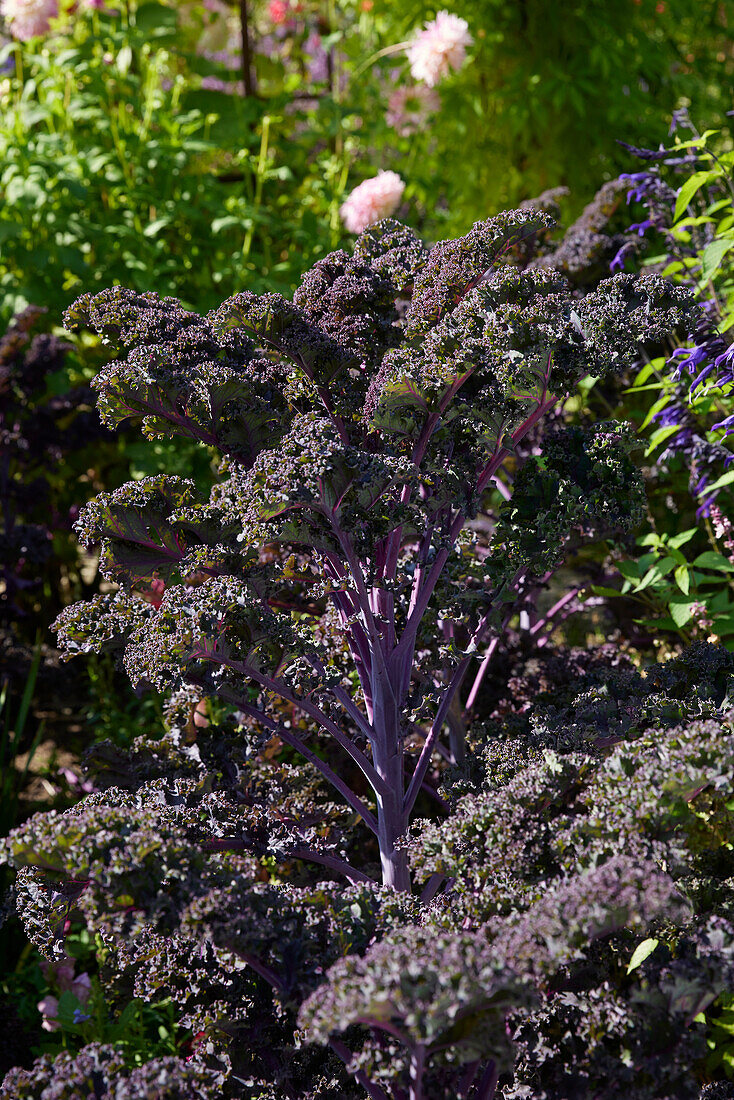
[
  {"xmin": 0, "ymin": 1042, "xmax": 226, "ymax": 1099},
  {"xmin": 51, "ymin": 212, "xmax": 694, "ymax": 892},
  {"xmin": 0, "ymin": 211, "xmax": 719, "ymax": 1098}
]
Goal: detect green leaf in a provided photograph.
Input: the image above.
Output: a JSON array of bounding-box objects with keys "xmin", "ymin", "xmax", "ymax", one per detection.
[
  {"xmin": 668, "ymin": 598, "xmax": 695, "ymax": 627},
  {"xmin": 693, "ymin": 551, "xmax": 734, "ymax": 573},
  {"xmin": 673, "ymin": 131, "xmax": 719, "ymax": 151},
  {"xmin": 617, "ymin": 560, "xmax": 642, "ymax": 582},
  {"xmin": 590, "ymin": 585, "xmax": 623, "ymax": 599},
  {"xmin": 639, "ymin": 393, "xmax": 672, "ymax": 431},
  {"xmin": 135, "ymin": 1, "xmax": 179, "ymax": 32},
  {"xmin": 576, "ymin": 374, "xmax": 599, "ymax": 397},
  {"xmin": 55, "ymin": 991, "xmax": 88, "ymax": 1028},
  {"xmin": 645, "ymin": 424, "xmax": 684, "ymax": 456},
  {"xmin": 668, "ymin": 528, "xmax": 698, "ymax": 549},
  {"xmin": 211, "ymin": 215, "xmax": 242, "ymax": 235},
  {"xmin": 665, "ymin": 547, "xmax": 687, "ymax": 566},
  {"xmin": 116, "ymin": 45, "xmax": 133, "ymax": 76},
  {"xmin": 634, "ymin": 556, "xmax": 676, "ymax": 592},
  {"xmin": 627, "ymin": 938, "xmax": 659, "ymax": 975},
  {"xmin": 143, "ymin": 217, "xmax": 171, "ymax": 238},
  {"xmin": 674, "ymin": 565, "xmax": 690, "ymax": 594},
  {"xmin": 701, "ymin": 237, "xmax": 734, "ymax": 283},
  {"xmin": 638, "ymin": 533, "xmax": 664, "ymax": 548},
  {"xmin": 698, "ymin": 469, "xmax": 734, "ymax": 495},
  {"xmin": 632, "ymin": 361, "xmax": 657, "ymax": 387},
  {"xmin": 637, "ymin": 616, "xmax": 679, "ymax": 632},
  {"xmin": 674, "ymin": 172, "xmax": 714, "ymax": 224}
]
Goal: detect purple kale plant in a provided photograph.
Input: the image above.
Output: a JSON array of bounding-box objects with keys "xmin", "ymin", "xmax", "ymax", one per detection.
[
  {"xmin": 49, "ymin": 213, "xmax": 695, "ymax": 892},
  {"xmin": 1, "ymin": 211, "xmax": 721, "ymax": 1100}
]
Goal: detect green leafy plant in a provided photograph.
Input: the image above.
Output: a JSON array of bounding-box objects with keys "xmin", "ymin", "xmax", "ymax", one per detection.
[{"xmin": 595, "ymin": 122, "xmax": 734, "ymax": 645}]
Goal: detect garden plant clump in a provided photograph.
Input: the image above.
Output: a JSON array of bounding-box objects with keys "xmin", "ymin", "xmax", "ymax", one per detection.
[{"xmin": 3, "ymin": 204, "xmax": 734, "ymax": 1098}]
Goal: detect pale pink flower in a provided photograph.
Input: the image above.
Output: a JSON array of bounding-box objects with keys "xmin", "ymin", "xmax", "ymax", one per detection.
[
  {"xmin": 37, "ymin": 995, "xmax": 61, "ymax": 1032},
  {"xmin": 406, "ymin": 10, "xmax": 472, "ymax": 87},
  {"xmin": 386, "ymin": 84, "xmax": 440, "ymax": 136},
  {"xmin": 42, "ymin": 957, "xmax": 92, "ymax": 997},
  {"xmin": 69, "ymin": 972, "xmax": 92, "ymax": 1002},
  {"xmin": 0, "ymin": 0, "xmax": 58, "ymax": 40},
  {"xmin": 36, "ymin": 966, "xmax": 91, "ymax": 1031},
  {"xmin": 340, "ymin": 171, "xmax": 405, "ymax": 234}
]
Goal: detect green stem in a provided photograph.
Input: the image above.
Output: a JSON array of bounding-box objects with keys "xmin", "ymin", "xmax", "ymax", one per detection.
[
  {"xmin": 352, "ymin": 40, "xmax": 411, "ymax": 79},
  {"xmin": 242, "ymin": 114, "xmax": 271, "ymax": 261},
  {"xmin": 13, "ymin": 42, "xmax": 23, "ymax": 86}
]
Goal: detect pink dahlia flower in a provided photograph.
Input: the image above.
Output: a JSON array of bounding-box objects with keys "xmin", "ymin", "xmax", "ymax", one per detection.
[
  {"xmin": 340, "ymin": 171, "xmax": 405, "ymax": 234},
  {"xmin": 268, "ymin": 0, "xmax": 290, "ymax": 24},
  {"xmin": 406, "ymin": 10, "xmax": 472, "ymax": 87},
  {"xmin": 0, "ymin": 0, "xmax": 58, "ymax": 40}
]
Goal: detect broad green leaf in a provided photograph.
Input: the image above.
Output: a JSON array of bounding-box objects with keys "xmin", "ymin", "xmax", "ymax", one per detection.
[
  {"xmin": 135, "ymin": 1, "xmax": 179, "ymax": 31},
  {"xmin": 576, "ymin": 374, "xmax": 599, "ymax": 397},
  {"xmin": 673, "ymin": 131, "xmax": 719, "ymax": 151},
  {"xmin": 701, "ymin": 237, "xmax": 734, "ymax": 283},
  {"xmin": 634, "ymin": 556, "xmax": 676, "ymax": 592},
  {"xmin": 590, "ymin": 585, "xmax": 623, "ymax": 599},
  {"xmin": 668, "ymin": 528, "xmax": 698, "ymax": 549},
  {"xmin": 617, "ymin": 560, "xmax": 642, "ymax": 582},
  {"xmin": 668, "ymin": 598, "xmax": 695, "ymax": 627},
  {"xmin": 693, "ymin": 551, "xmax": 734, "ymax": 573},
  {"xmin": 697, "ymin": 469, "xmax": 734, "ymax": 495},
  {"xmin": 639, "ymin": 394, "xmax": 672, "ymax": 431},
  {"xmin": 674, "ymin": 172, "xmax": 715, "ymax": 224},
  {"xmin": 55, "ymin": 991, "xmax": 88, "ymax": 1028},
  {"xmin": 637, "ymin": 616, "xmax": 679, "ymax": 632},
  {"xmin": 674, "ymin": 565, "xmax": 690, "ymax": 595},
  {"xmin": 632, "ymin": 361, "xmax": 657, "ymax": 387},
  {"xmin": 627, "ymin": 938, "xmax": 659, "ymax": 974},
  {"xmin": 645, "ymin": 425, "xmax": 684, "ymax": 456}
]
